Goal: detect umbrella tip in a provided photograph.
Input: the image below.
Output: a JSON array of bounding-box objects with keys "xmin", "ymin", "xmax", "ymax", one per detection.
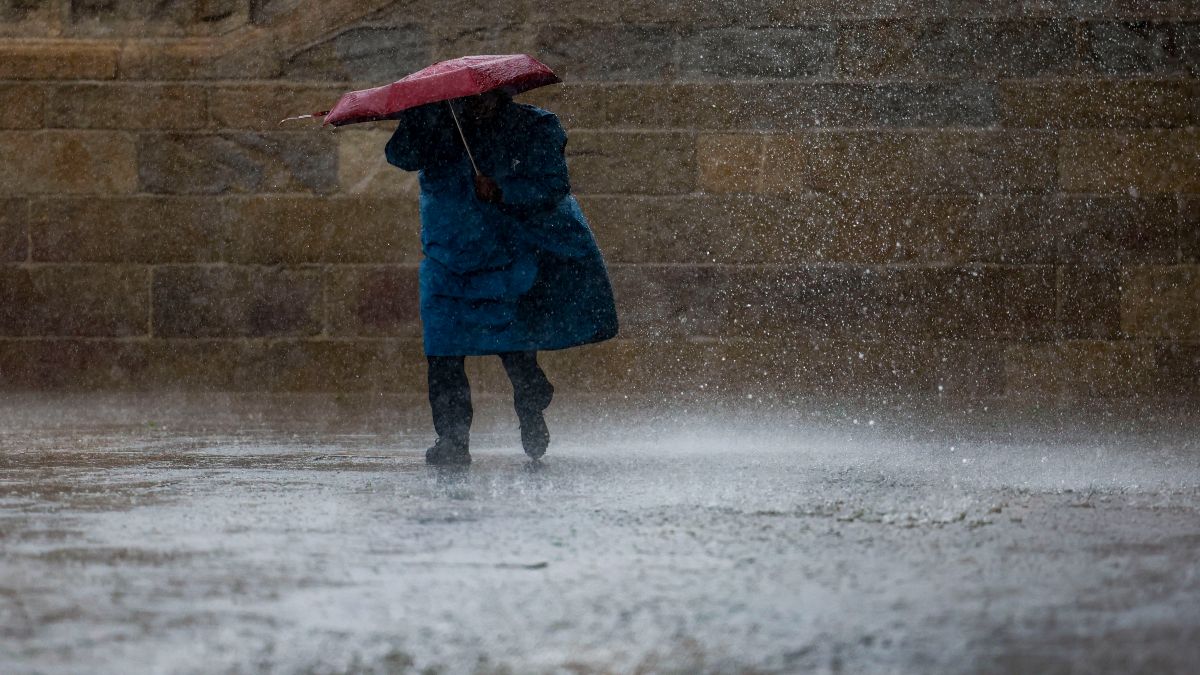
[{"xmin": 278, "ymin": 111, "xmax": 330, "ymax": 126}]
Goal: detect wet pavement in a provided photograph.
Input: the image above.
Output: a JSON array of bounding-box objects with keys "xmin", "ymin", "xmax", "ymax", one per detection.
[{"xmin": 1, "ymin": 394, "xmax": 1199, "ymax": 674}]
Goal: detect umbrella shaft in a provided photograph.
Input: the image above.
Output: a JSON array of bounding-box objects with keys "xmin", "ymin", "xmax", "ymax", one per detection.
[{"xmin": 446, "ymin": 101, "xmax": 481, "ymax": 176}]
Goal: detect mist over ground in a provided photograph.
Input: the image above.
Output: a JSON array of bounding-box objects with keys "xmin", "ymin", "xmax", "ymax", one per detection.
[{"xmin": 2, "ymin": 394, "xmax": 1198, "ymax": 673}]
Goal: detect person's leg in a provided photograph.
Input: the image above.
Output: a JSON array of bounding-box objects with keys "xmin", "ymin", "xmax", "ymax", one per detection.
[
  {"xmin": 498, "ymin": 351, "xmax": 553, "ymax": 458},
  {"xmin": 426, "ymin": 355, "xmax": 472, "ymax": 463}
]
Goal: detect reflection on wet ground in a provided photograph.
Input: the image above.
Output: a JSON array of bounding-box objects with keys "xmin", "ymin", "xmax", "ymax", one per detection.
[{"xmin": 1, "ymin": 395, "xmax": 1198, "ymax": 673}]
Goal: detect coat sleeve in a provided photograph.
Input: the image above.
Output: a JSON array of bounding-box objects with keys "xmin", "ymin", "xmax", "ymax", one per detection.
[
  {"xmin": 496, "ymin": 114, "xmax": 571, "ymax": 214},
  {"xmin": 384, "ymin": 104, "xmax": 457, "ymax": 171}
]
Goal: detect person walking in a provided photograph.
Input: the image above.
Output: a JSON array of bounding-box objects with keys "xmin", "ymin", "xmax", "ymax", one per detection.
[{"xmin": 385, "ymin": 89, "xmax": 618, "ymax": 465}]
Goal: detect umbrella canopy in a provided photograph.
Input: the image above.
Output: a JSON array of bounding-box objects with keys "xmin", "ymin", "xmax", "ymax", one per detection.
[{"xmin": 321, "ymin": 54, "xmax": 561, "ymax": 127}]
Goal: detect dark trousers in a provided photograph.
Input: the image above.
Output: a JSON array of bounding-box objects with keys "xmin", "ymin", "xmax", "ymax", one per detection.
[{"xmin": 427, "ymin": 351, "xmax": 553, "ymax": 446}]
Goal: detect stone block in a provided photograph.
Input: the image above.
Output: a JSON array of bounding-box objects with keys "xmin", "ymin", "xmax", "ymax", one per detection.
[
  {"xmin": 534, "ymin": 23, "xmax": 676, "ymax": 81},
  {"xmin": 520, "ymin": 84, "xmax": 679, "ymax": 129},
  {"xmin": 29, "ymin": 197, "xmax": 228, "ymax": 263},
  {"xmin": 0, "ymin": 43, "xmax": 118, "ymax": 79},
  {"xmin": 75, "ymin": 337, "xmax": 422, "ymax": 392},
  {"xmin": 116, "ymin": 40, "xmax": 208, "ymax": 80},
  {"xmin": 225, "ymin": 197, "xmax": 421, "ymax": 264},
  {"xmin": 979, "ymin": 195, "xmax": 1181, "ymax": 264},
  {"xmin": 681, "ymin": 82, "xmax": 996, "ymax": 130},
  {"xmin": 862, "ymin": 82, "xmax": 998, "ymax": 128},
  {"xmin": 1181, "ymin": 20, "xmax": 1200, "ymax": 69},
  {"xmin": 723, "ymin": 265, "xmax": 1056, "ymax": 341},
  {"xmin": 546, "ymin": 338, "xmax": 771, "ymax": 401},
  {"xmin": 584, "ymin": 194, "xmax": 977, "ymax": 265},
  {"xmin": 282, "ymin": 25, "xmax": 431, "ymax": 81},
  {"xmin": 210, "ymin": 84, "xmax": 347, "ymax": 130},
  {"xmin": 429, "ymin": 23, "xmax": 534, "ymax": 62},
  {"xmin": 999, "ymin": 79, "xmax": 1199, "ymax": 128},
  {"xmin": 759, "ymin": 131, "xmax": 1057, "ymax": 195},
  {"xmin": 67, "ymin": 0, "xmax": 243, "ymax": 37},
  {"xmin": 1084, "ymin": 21, "xmax": 1199, "ymax": 75},
  {"xmin": 582, "ymin": 195, "xmax": 773, "ymax": 264},
  {"xmin": 46, "ymin": 84, "xmax": 206, "ymax": 130},
  {"xmin": 338, "ymin": 128, "xmax": 420, "ymax": 196},
  {"xmin": 846, "ymin": 265, "xmax": 1046, "ymax": 340},
  {"xmin": 567, "ymin": 131, "xmax": 695, "ymax": 195},
  {"xmin": 935, "ymin": 266, "xmax": 1058, "ymax": 340},
  {"xmin": 250, "ymin": 0, "xmax": 305, "ymax": 24},
  {"xmin": 231, "ymin": 2, "xmax": 405, "ymax": 76},
  {"xmin": 648, "ymin": 340, "xmax": 747, "ymax": 400},
  {"xmin": 523, "ymin": 0, "xmax": 692, "ymax": 25},
  {"xmin": 137, "ymin": 132, "xmax": 337, "ymax": 195},
  {"xmin": 582, "ymin": 195, "xmax": 752, "ymax": 264},
  {"xmin": 1183, "ymin": 197, "xmax": 1199, "ymax": 261},
  {"xmin": 125, "ymin": 338, "xmax": 418, "ymax": 391},
  {"xmin": 1121, "ymin": 265, "xmax": 1200, "ymax": 339},
  {"xmin": 932, "ymin": 340, "xmax": 1007, "ymax": 399},
  {"xmin": 0, "ymin": 265, "xmax": 149, "ymax": 337},
  {"xmin": 1023, "ymin": 2, "xmax": 1200, "ymax": 19},
  {"xmin": 522, "ymin": 1, "xmax": 978, "ymax": 27},
  {"xmin": 806, "ymin": 196, "xmax": 976, "ymax": 263},
  {"xmin": 1055, "ymin": 196, "xmax": 1179, "ymax": 263},
  {"xmin": 0, "ymin": 131, "xmax": 137, "ymax": 195},
  {"xmin": 0, "ymin": 338, "xmax": 425, "ymax": 391},
  {"xmin": 263, "ymin": 339, "xmax": 427, "ymax": 392},
  {"xmin": 838, "ymin": 20, "xmax": 1076, "ymax": 78},
  {"xmin": 325, "ymin": 265, "xmax": 421, "ymax": 337},
  {"xmin": 1, "ymin": 199, "xmax": 28, "ymax": 262},
  {"xmin": 0, "ymin": 0, "xmax": 60, "ymax": 36},
  {"xmin": 697, "ymin": 134, "xmax": 763, "ymax": 194},
  {"xmin": 118, "ymin": 338, "xmax": 417, "ymax": 391},
  {"xmin": 684, "ymin": 83, "xmax": 855, "ymax": 131},
  {"xmin": 608, "ymin": 265, "xmax": 735, "ymax": 339},
  {"xmin": 708, "ymin": 338, "xmax": 941, "ymax": 399},
  {"xmin": 373, "ymin": 0, "xmax": 529, "ymax": 27},
  {"xmin": 524, "ymin": 0, "xmax": 674, "ymax": 24},
  {"xmin": 1004, "ymin": 341, "xmax": 1159, "ymax": 400},
  {"xmin": 0, "ymin": 339, "xmax": 148, "ymax": 389},
  {"xmin": 0, "ymin": 84, "xmax": 44, "ymax": 129},
  {"xmin": 532, "ymin": 339, "xmax": 644, "ymax": 393},
  {"xmin": 715, "ymin": 263, "xmax": 849, "ymax": 336},
  {"xmin": 117, "ymin": 40, "xmax": 276, "ymax": 81},
  {"xmin": 679, "ymin": 26, "xmax": 835, "ymax": 79},
  {"xmin": 151, "ymin": 266, "xmax": 322, "ymax": 338},
  {"xmin": 133, "ymin": 339, "xmax": 272, "ymax": 390},
  {"xmin": 1059, "ymin": 265, "xmax": 1122, "ymax": 339},
  {"xmin": 973, "ymin": 196, "xmax": 1061, "ymax": 264},
  {"xmin": 1059, "ymin": 130, "xmax": 1200, "ymax": 193},
  {"xmin": 1154, "ymin": 342, "xmax": 1200, "ymax": 398}
]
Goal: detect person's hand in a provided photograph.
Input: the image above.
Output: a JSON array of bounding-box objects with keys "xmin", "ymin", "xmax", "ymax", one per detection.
[{"xmin": 474, "ymin": 175, "xmax": 503, "ymax": 204}]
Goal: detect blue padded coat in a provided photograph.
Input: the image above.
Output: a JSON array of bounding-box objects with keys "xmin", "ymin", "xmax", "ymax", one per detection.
[{"xmin": 385, "ymin": 102, "xmax": 618, "ymax": 356}]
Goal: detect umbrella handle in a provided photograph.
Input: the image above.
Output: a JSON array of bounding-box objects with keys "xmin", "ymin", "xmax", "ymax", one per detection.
[{"xmin": 446, "ymin": 101, "xmax": 481, "ymax": 176}]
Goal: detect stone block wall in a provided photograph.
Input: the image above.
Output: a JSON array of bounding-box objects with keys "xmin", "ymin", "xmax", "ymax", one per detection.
[{"xmin": 0, "ymin": 0, "xmax": 1197, "ymax": 403}]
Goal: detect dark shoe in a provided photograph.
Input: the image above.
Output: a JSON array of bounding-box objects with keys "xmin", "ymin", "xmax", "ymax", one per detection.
[
  {"xmin": 518, "ymin": 410, "xmax": 549, "ymax": 459},
  {"xmin": 426, "ymin": 438, "xmax": 470, "ymax": 465}
]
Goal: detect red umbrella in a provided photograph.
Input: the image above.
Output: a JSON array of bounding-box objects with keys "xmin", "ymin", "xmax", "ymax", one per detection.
[
  {"xmin": 280, "ymin": 54, "xmax": 560, "ymax": 126},
  {"xmin": 280, "ymin": 54, "xmax": 561, "ymax": 176},
  {"xmin": 322, "ymin": 54, "xmax": 560, "ymax": 127}
]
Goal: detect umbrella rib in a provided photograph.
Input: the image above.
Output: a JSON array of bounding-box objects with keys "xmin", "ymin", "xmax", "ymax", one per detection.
[{"xmin": 446, "ymin": 101, "xmax": 480, "ymax": 176}]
